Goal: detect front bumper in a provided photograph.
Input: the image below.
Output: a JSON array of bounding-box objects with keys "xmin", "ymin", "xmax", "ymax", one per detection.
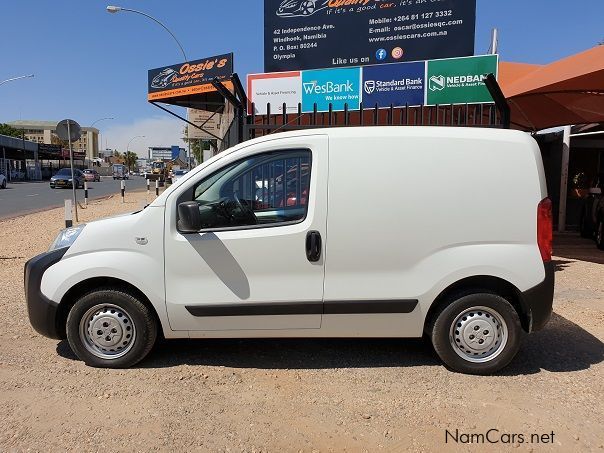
[
  {"xmin": 50, "ymin": 181, "xmax": 73, "ymax": 188},
  {"xmin": 24, "ymin": 248, "xmax": 69, "ymax": 339},
  {"xmin": 520, "ymin": 261, "xmax": 555, "ymax": 332}
]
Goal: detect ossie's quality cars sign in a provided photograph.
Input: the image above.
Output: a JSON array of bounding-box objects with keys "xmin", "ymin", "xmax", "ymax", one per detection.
[{"xmin": 148, "ymin": 53, "xmax": 233, "ymax": 101}]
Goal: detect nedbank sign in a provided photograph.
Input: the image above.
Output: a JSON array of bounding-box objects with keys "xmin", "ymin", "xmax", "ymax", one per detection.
[{"xmin": 426, "ymin": 55, "xmax": 498, "ymax": 105}]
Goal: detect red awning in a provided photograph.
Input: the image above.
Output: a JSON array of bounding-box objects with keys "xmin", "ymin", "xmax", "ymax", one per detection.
[{"xmin": 500, "ymin": 46, "xmax": 604, "ymax": 131}]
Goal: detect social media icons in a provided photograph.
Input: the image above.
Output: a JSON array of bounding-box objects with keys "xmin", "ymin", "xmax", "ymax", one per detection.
[
  {"xmin": 375, "ymin": 49, "xmax": 387, "ymax": 61},
  {"xmin": 392, "ymin": 47, "xmax": 404, "ymax": 59}
]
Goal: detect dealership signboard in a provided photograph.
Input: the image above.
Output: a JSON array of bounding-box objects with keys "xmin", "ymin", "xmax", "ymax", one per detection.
[
  {"xmin": 187, "ymin": 109, "xmax": 222, "ymax": 140},
  {"xmin": 362, "ymin": 61, "xmax": 425, "ymax": 108},
  {"xmin": 302, "ymin": 67, "xmax": 361, "ymax": 112},
  {"xmin": 249, "ymin": 54, "xmax": 497, "ymax": 112},
  {"xmin": 264, "ymin": 0, "xmax": 476, "ymax": 72},
  {"xmin": 247, "ymin": 71, "xmax": 302, "ymax": 114},
  {"xmin": 426, "ymin": 55, "xmax": 498, "ymax": 105},
  {"xmin": 148, "ymin": 53, "xmax": 233, "ymax": 101}
]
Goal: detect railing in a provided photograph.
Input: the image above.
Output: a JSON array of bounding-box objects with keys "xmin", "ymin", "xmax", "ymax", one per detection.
[{"xmin": 243, "ymin": 102, "xmax": 503, "ymax": 142}]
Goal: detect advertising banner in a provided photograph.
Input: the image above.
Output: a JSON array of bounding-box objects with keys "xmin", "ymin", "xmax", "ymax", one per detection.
[
  {"xmin": 362, "ymin": 61, "xmax": 425, "ymax": 108},
  {"xmin": 148, "ymin": 53, "xmax": 233, "ymax": 101},
  {"xmin": 247, "ymin": 71, "xmax": 302, "ymax": 114},
  {"xmin": 302, "ymin": 67, "xmax": 361, "ymax": 112},
  {"xmin": 264, "ymin": 0, "xmax": 476, "ymax": 72},
  {"xmin": 426, "ymin": 55, "xmax": 498, "ymax": 105},
  {"xmin": 187, "ymin": 109, "xmax": 222, "ymax": 139}
]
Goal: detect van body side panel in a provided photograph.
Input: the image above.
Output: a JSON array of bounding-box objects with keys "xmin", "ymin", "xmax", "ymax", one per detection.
[
  {"xmin": 323, "ymin": 128, "xmax": 545, "ymax": 338},
  {"xmin": 39, "ymin": 207, "xmax": 176, "ymax": 338},
  {"xmin": 163, "ymin": 135, "xmax": 329, "ymax": 331}
]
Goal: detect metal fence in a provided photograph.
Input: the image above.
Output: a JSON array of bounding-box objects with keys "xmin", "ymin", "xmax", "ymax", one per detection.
[
  {"xmin": 243, "ymin": 102, "xmax": 503, "ymax": 142},
  {"xmin": 213, "ymin": 74, "xmax": 510, "ymax": 151}
]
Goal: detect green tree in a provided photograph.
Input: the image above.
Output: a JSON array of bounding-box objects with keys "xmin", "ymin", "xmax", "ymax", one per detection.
[
  {"xmin": 183, "ymin": 126, "xmax": 212, "ymax": 165},
  {"xmin": 0, "ymin": 123, "xmax": 23, "ymax": 138},
  {"xmin": 123, "ymin": 151, "xmax": 138, "ymax": 172}
]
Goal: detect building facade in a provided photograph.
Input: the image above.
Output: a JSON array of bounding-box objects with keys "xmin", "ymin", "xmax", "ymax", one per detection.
[{"xmin": 8, "ymin": 120, "xmax": 99, "ymax": 160}]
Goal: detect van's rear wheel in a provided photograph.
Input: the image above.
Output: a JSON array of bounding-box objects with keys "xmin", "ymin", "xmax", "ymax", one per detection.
[
  {"xmin": 430, "ymin": 293, "xmax": 523, "ymax": 375},
  {"xmin": 66, "ymin": 289, "xmax": 157, "ymax": 368}
]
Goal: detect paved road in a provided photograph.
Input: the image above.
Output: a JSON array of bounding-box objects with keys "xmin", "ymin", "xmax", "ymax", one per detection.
[{"xmin": 0, "ymin": 177, "xmax": 148, "ymax": 220}]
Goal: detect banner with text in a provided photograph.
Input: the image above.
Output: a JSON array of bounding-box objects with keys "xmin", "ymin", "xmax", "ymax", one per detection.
[
  {"xmin": 426, "ymin": 55, "xmax": 498, "ymax": 105},
  {"xmin": 302, "ymin": 67, "xmax": 362, "ymax": 112},
  {"xmin": 187, "ymin": 109, "xmax": 222, "ymax": 139},
  {"xmin": 247, "ymin": 72, "xmax": 302, "ymax": 114},
  {"xmin": 362, "ymin": 61, "xmax": 425, "ymax": 107},
  {"xmin": 148, "ymin": 53, "xmax": 233, "ymax": 101},
  {"xmin": 248, "ymin": 54, "xmax": 497, "ymax": 112},
  {"xmin": 264, "ymin": 0, "xmax": 476, "ymax": 72}
]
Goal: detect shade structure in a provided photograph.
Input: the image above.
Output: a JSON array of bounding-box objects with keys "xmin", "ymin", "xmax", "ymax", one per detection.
[{"xmin": 501, "ymin": 46, "xmax": 604, "ymax": 131}]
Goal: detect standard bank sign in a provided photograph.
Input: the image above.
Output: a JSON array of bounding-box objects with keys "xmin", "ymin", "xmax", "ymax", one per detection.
[
  {"xmin": 362, "ymin": 62, "xmax": 425, "ymax": 108},
  {"xmin": 302, "ymin": 67, "xmax": 361, "ymax": 112}
]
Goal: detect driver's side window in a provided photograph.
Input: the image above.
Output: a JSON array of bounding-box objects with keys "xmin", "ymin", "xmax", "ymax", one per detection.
[{"xmin": 192, "ymin": 150, "xmax": 311, "ymax": 230}]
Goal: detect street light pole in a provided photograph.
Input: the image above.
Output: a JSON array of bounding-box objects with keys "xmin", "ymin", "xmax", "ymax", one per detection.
[
  {"xmin": 90, "ymin": 117, "xmax": 114, "ymax": 161},
  {"xmin": 126, "ymin": 135, "xmax": 145, "ymax": 172},
  {"xmin": 0, "ymin": 74, "xmax": 34, "ymax": 86},
  {"xmin": 106, "ymin": 6, "xmax": 188, "ymax": 62}
]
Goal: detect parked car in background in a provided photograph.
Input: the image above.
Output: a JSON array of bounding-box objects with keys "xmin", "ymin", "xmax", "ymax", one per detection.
[
  {"xmin": 171, "ymin": 169, "xmax": 188, "ymax": 183},
  {"xmin": 112, "ymin": 164, "xmax": 129, "ymax": 180},
  {"xmin": 0, "ymin": 173, "xmax": 6, "ymax": 189},
  {"xmin": 83, "ymin": 169, "xmax": 101, "ymax": 182},
  {"xmin": 50, "ymin": 168, "xmax": 85, "ymax": 189},
  {"xmin": 10, "ymin": 170, "xmax": 25, "ymax": 180}
]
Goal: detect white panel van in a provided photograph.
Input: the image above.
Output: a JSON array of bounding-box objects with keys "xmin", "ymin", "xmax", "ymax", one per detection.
[{"xmin": 25, "ymin": 127, "xmax": 554, "ymax": 375}]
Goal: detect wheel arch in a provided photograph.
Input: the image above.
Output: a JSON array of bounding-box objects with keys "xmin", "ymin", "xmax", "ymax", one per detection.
[
  {"xmin": 56, "ymin": 276, "xmax": 163, "ymax": 340},
  {"xmin": 424, "ymin": 275, "xmax": 530, "ymax": 334}
]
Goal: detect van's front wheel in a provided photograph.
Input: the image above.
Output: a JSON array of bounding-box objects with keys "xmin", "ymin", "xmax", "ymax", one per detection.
[
  {"xmin": 66, "ymin": 289, "xmax": 157, "ymax": 368},
  {"xmin": 430, "ymin": 293, "xmax": 523, "ymax": 375}
]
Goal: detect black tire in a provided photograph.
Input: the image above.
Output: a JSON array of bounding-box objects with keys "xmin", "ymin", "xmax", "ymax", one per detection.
[
  {"xmin": 66, "ymin": 288, "xmax": 157, "ymax": 368},
  {"xmin": 596, "ymin": 220, "xmax": 604, "ymax": 250},
  {"xmin": 430, "ymin": 293, "xmax": 523, "ymax": 375}
]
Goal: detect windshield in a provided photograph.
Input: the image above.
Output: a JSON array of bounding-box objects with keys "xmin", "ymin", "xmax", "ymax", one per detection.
[
  {"xmin": 174, "ymin": 170, "xmax": 185, "ymax": 175},
  {"xmin": 57, "ymin": 169, "xmax": 72, "ymax": 176},
  {"xmin": 152, "ymin": 162, "xmax": 164, "ymax": 169}
]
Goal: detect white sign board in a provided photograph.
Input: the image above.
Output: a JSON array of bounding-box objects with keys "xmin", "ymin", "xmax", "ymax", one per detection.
[
  {"xmin": 247, "ymin": 72, "xmax": 302, "ymax": 115},
  {"xmin": 187, "ymin": 109, "xmax": 222, "ymax": 139}
]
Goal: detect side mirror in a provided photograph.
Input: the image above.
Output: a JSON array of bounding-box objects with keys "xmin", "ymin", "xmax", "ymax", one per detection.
[{"xmin": 177, "ymin": 201, "xmax": 202, "ymax": 233}]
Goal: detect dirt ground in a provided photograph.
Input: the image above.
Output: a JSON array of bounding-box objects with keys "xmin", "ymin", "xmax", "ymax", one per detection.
[{"xmin": 1, "ymin": 191, "xmax": 603, "ymax": 452}]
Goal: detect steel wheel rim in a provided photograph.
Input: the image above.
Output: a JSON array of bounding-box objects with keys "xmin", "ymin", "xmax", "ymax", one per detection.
[
  {"xmin": 449, "ymin": 306, "xmax": 509, "ymax": 363},
  {"xmin": 79, "ymin": 304, "xmax": 136, "ymax": 360}
]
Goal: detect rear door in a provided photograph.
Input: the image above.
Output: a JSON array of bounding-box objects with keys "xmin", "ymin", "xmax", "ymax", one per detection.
[{"xmin": 164, "ymin": 135, "xmax": 328, "ymax": 332}]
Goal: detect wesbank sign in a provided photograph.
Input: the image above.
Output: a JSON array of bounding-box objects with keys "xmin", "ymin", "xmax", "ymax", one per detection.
[
  {"xmin": 302, "ymin": 67, "xmax": 361, "ymax": 112},
  {"xmin": 247, "ymin": 54, "xmax": 498, "ymax": 113}
]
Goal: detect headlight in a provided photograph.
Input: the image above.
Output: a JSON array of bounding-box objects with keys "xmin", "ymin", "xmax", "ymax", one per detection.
[{"xmin": 49, "ymin": 224, "xmax": 85, "ymax": 251}]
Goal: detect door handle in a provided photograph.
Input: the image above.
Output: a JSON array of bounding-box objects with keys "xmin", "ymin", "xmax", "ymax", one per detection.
[{"xmin": 306, "ymin": 231, "xmax": 322, "ymax": 262}]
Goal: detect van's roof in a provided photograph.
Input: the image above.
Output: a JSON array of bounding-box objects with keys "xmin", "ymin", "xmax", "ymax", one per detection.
[{"xmin": 228, "ymin": 126, "xmax": 531, "ymax": 153}]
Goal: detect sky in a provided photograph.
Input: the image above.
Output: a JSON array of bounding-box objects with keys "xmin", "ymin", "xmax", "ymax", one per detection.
[{"xmin": 0, "ymin": 0, "xmax": 602, "ymax": 155}]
